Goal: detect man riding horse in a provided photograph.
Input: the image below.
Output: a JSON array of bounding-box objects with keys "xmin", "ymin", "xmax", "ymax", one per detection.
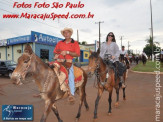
[
  {"xmin": 53, "ymin": 27, "xmax": 80, "ymax": 103},
  {"xmin": 100, "ymin": 32, "xmax": 126, "ymax": 88},
  {"xmin": 120, "ymin": 46, "xmax": 130, "ymax": 69}
]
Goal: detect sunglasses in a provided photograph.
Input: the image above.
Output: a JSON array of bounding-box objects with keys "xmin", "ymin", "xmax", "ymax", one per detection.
[{"xmin": 108, "ymin": 35, "xmax": 114, "ymax": 37}]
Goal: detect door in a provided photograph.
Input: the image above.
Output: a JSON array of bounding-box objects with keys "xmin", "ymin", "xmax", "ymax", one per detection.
[{"xmin": 0, "ymin": 62, "xmax": 8, "ymax": 74}]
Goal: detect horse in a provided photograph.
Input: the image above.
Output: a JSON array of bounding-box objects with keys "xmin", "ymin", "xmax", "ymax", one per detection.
[
  {"xmin": 87, "ymin": 51, "xmax": 127, "ymax": 120},
  {"xmin": 11, "ymin": 44, "xmax": 89, "ymax": 122},
  {"xmin": 119, "ymin": 54, "xmax": 130, "ymax": 69},
  {"xmin": 119, "ymin": 54, "xmax": 130, "ymax": 78},
  {"xmin": 142, "ymin": 54, "xmax": 147, "ymax": 66}
]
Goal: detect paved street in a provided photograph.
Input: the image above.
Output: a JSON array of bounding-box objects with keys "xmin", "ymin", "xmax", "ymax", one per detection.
[{"xmin": 0, "ymin": 68, "xmax": 163, "ymax": 122}]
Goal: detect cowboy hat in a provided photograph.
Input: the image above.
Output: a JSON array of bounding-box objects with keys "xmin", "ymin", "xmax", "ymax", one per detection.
[{"xmin": 61, "ymin": 27, "xmax": 73, "ymax": 36}]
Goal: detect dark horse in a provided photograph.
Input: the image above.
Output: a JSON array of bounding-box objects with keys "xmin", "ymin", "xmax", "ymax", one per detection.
[
  {"xmin": 11, "ymin": 44, "xmax": 89, "ymax": 122},
  {"xmin": 142, "ymin": 54, "xmax": 147, "ymax": 66},
  {"xmin": 87, "ymin": 51, "xmax": 127, "ymax": 120},
  {"xmin": 119, "ymin": 54, "xmax": 130, "ymax": 78},
  {"xmin": 119, "ymin": 54, "xmax": 130, "ymax": 69}
]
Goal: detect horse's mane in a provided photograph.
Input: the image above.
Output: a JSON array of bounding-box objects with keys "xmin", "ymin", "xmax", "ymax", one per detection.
[
  {"xmin": 24, "ymin": 44, "xmax": 50, "ymax": 69},
  {"xmin": 89, "ymin": 52, "xmax": 99, "ymax": 58},
  {"xmin": 89, "ymin": 52, "xmax": 105, "ymax": 65}
]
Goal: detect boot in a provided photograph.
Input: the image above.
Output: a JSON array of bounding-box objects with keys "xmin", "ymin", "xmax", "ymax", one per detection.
[
  {"xmin": 119, "ymin": 76, "xmax": 126, "ymax": 88},
  {"xmin": 67, "ymin": 86, "xmax": 75, "ymax": 105}
]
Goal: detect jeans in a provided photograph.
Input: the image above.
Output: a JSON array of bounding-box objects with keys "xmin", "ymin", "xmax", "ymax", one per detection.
[{"xmin": 68, "ymin": 64, "xmax": 75, "ymax": 96}]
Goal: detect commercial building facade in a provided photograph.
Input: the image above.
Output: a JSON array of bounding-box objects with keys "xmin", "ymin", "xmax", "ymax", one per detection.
[{"xmin": 0, "ymin": 31, "xmax": 95, "ymax": 63}]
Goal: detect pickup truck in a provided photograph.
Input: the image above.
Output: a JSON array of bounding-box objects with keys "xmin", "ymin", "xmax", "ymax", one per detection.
[{"xmin": 0, "ymin": 60, "xmax": 17, "ymax": 78}]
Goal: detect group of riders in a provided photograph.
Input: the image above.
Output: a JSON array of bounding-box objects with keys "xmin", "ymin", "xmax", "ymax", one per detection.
[{"xmin": 52, "ymin": 28, "xmax": 130, "ymax": 103}]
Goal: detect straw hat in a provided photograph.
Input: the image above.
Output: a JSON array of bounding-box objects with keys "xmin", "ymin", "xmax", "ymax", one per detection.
[{"xmin": 61, "ymin": 27, "xmax": 73, "ymax": 36}]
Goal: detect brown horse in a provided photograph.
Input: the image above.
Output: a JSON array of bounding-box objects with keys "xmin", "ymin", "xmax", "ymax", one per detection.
[
  {"xmin": 11, "ymin": 44, "xmax": 89, "ymax": 122},
  {"xmin": 87, "ymin": 51, "xmax": 127, "ymax": 120}
]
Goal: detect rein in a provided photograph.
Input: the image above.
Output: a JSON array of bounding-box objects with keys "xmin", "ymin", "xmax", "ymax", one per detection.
[{"xmin": 93, "ymin": 57, "xmax": 110, "ymax": 87}]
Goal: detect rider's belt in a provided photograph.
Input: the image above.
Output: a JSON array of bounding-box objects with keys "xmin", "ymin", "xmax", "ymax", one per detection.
[{"xmin": 57, "ymin": 59, "xmax": 72, "ymax": 63}]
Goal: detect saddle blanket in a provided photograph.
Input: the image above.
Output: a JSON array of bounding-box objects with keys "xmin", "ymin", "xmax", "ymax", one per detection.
[{"xmin": 49, "ymin": 61, "xmax": 84, "ymax": 92}]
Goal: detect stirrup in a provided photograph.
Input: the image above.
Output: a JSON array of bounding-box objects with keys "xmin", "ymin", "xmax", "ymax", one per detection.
[{"xmin": 68, "ymin": 95, "xmax": 75, "ymax": 104}]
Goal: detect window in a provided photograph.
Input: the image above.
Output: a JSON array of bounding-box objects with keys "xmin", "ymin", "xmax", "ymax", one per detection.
[
  {"xmin": 85, "ymin": 53, "xmax": 88, "ymax": 58},
  {"xmin": 0, "ymin": 62, "xmax": 6, "ymax": 66},
  {"xmin": 40, "ymin": 49, "xmax": 49, "ymax": 61}
]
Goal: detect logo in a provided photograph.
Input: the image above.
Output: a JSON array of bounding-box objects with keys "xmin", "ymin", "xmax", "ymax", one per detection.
[{"xmin": 2, "ymin": 105, "xmax": 33, "ymax": 121}]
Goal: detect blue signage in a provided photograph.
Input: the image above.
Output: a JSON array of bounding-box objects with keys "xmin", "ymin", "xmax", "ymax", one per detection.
[
  {"xmin": 2, "ymin": 105, "xmax": 33, "ymax": 121},
  {"xmin": 0, "ymin": 39, "xmax": 7, "ymax": 46},
  {"xmin": 7, "ymin": 35, "xmax": 31, "ymax": 45},
  {"xmin": 31, "ymin": 31, "xmax": 63, "ymax": 46}
]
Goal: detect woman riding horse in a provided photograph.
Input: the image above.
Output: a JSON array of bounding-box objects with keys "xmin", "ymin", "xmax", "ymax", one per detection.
[
  {"xmin": 88, "ymin": 32, "xmax": 127, "ymax": 120},
  {"xmin": 100, "ymin": 32, "xmax": 126, "ymax": 88}
]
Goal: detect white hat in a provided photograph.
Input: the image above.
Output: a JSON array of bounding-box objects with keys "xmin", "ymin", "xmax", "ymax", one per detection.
[{"xmin": 61, "ymin": 27, "xmax": 73, "ymax": 36}]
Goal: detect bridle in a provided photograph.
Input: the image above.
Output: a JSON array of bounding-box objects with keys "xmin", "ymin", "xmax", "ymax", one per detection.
[
  {"xmin": 20, "ymin": 53, "xmax": 36, "ymax": 83},
  {"xmin": 89, "ymin": 56, "xmax": 110, "ymax": 87}
]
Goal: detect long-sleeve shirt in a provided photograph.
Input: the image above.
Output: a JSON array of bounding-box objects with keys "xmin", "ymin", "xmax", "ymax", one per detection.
[{"xmin": 100, "ymin": 42, "xmax": 120, "ymax": 62}]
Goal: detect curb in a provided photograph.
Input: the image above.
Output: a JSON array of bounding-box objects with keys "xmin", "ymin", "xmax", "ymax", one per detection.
[{"xmin": 130, "ymin": 70, "xmax": 163, "ymax": 75}]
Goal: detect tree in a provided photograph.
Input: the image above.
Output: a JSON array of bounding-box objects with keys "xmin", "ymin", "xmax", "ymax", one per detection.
[
  {"xmin": 143, "ymin": 37, "xmax": 161, "ymax": 57},
  {"xmin": 81, "ymin": 41, "xmax": 87, "ymax": 45}
]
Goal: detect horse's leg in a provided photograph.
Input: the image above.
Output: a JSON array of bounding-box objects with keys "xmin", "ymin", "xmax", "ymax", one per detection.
[
  {"xmin": 114, "ymin": 88, "xmax": 119, "ymax": 107},
  {"xmin": 123, "ymin": 72, "xmax": 126, "ymax": 100},
  {"xmin": 93, "ymin": 88, "xmax": 104, "ymax": 120},
  {"xmin": 123, "ymin": 88, "xmax": 126, "ymax": 100},
  {"xmin": 84, "ymin": 96, "xmax": 89, "ymax": 111},
  {"xmin": 83, "ymin": 71, "xmax": 89, "ymax": 111},
  {"xmin": 51, "ymin": 103, "xmax": 63, "ymax": 122},
  {"xmin": 40, "ymin": 100, "xmax": 52, "ymax": 122},
  {"xmin": 108, "ymin": 89, "xmax": 113, "ymax": 115},
  {"xmin": 76, "ymin": 85, "xmax": 89, "ymax": 121}
]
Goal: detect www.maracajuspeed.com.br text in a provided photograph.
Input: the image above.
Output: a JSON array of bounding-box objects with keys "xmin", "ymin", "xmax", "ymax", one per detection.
[{"xmin": 3, "ymin": 12, "xmax": 94, "ymax": 20}]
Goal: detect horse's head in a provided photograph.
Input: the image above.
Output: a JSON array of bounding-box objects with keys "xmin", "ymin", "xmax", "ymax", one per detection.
[
  {"xmin": 87, "ymin": 50, "xmax": 100, "ymax": 77},
  {"xmin": 11, "ymin": 44, "xmax": 36, "ymax": 85}
]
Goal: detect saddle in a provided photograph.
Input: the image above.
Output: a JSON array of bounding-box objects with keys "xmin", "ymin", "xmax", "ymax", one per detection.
[
  {"xmin": 49, "ymin": 61, "xmax": 84, "ymax": 92},
  {"xmin": 103, "ymin": 54, "xmax": 126, "ymax": 82}
]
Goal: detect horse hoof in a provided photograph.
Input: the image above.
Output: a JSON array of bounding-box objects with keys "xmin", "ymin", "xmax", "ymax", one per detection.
[
  {"xmin": 93, "ymin": 118, "xmax": 98, "ymax": 122},
  {"xmin": 75, "ymin": 118, "xmax": 79, "ymax": 122},
  {"xmin": 123, "ymin": 98, "xmax": 126, "ymax": 101},
  {"xmin": 107, "ymin": 113, "xmax": 112, "ymax": 116},
  {"xmin": 86, "ymin": 107, "xmax": 89, "ymax": 111},
  {"xmin": 114, "ymin": 102, "xmax": 119, "ymax": 107}
]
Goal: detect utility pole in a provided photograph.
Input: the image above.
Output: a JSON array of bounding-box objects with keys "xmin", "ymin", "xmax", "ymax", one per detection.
[
  {"xmin": 128, "ymin": 41, "xmax": 130, "ymax": 54},
  {"xmin": 120, "ymin": 36, "xmax": 124, "ymax": 50},
  {"xmin": 77, "ymin": 29, "xmax": 80, "ymax": 63},
  {"xmin": 77, "ymin": 29, "xmax": 79, "ymax": 42},
  {"xmin": 95, "ymin": 21, "xmax": 104, "ymax": 50},
  {"xmin": 150, "ymin": 0, "xmax": 154, "ymax": 61}
]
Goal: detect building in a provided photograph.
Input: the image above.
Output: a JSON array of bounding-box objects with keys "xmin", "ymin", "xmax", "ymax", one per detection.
[
  {"xmin": 0, "ymin": 31, "xmax": 95, "ymax": 63},
  {"xmin": 0, "ymin": 31, "xmax": 63, "ymax": 63},
  {"xmin": 79, "ymin": 44, "xmax": 95, "ymax": 63}
]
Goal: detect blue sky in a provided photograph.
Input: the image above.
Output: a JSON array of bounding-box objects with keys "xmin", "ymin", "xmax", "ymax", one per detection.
[{"xmin": 0, "ymin": 0, "xmax": 162, "ymax": 54}]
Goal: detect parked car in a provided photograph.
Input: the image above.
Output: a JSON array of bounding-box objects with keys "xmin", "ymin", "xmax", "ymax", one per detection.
[{"xmin": 0, "ymin": 60, "xmax": 17, "ymax": 78}]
